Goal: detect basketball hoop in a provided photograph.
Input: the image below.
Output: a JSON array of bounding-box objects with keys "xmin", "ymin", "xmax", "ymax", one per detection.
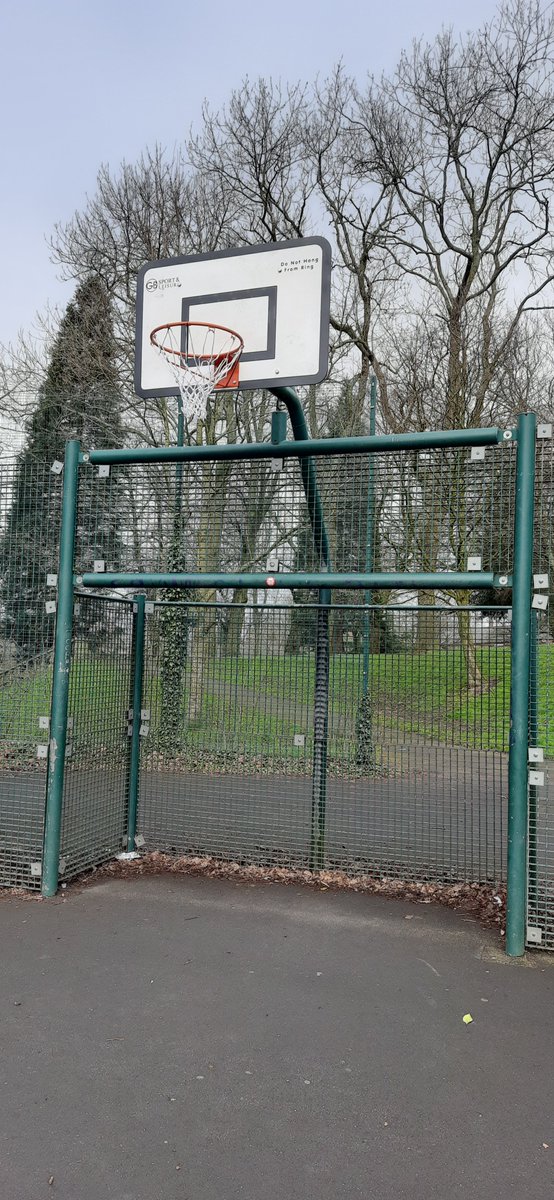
[{"xmin": 150, "ymin": 321, "xmax": 244, "ymax": 424}]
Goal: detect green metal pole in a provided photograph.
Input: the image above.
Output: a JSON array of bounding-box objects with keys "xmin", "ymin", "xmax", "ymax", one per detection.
[
  {"xmin": 176, "ymin": 404, "xmax": 184, "ymax": 453},
  {"xmin": 175, "ymin": 400, "xmax": 185, "ymax": 505},
  {"xmin": 126, "ymin": 595, "xmax": 146, "ymax": 852},
  {"xmin": 270, "ymin": 386, "xmax": 331, "ymax": 566},
  {"xmin": 527, "ymin": 610, "xmax": 539, "ymax": 916},
  {"xmin": 506, "ymin": 411, "xmax": 536, "ymax": 957},
  {"xmin": 42, "ymin": 439, "xmax": 80, "ymax": 897},
  {"xmin": 80, "ymin": 569, "xmax": 500, "ymax": 591},
  {"xmin": 86, "ymin": 425, "xmax": 511, "ymax": 466},
  {"xmin": 362, "ymin": 376, "xmax": 377, "ymax": 697}
]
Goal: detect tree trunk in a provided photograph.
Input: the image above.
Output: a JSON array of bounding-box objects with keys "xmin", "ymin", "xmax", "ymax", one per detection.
[
  {"xmin": 416, "ymin": 590, "xmax": 437, "ymax": 651},
  {"xmin": 223, "ymin": 588, "xmax": 248, "ymax": 658},
  {"xmin": 457, "ymin": 603, "xmax": 482, "ymax": 692},
  {"xmin": 187, "ymin": 458, "xmax": 231, "ymax": 719},
  {"xmin": 187, "ymin": 602, "xmax": 217, "ymax": 721}
]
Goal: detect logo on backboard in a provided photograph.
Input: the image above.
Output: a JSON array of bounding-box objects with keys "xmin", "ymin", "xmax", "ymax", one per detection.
[{"xmin": 146, "ymin": 276, "xmax": 181, "ymax": 292}]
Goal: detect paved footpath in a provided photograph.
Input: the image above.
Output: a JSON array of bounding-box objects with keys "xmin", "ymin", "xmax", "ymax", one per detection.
[{"xmin": 0, "ymin": 875, "xmax": 552, "ymax": 1200}]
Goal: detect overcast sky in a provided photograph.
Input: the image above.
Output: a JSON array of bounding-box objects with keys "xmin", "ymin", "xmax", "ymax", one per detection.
[{"xmin": 1, "ymin": 0, "xmax": 503, "ymax": 348}]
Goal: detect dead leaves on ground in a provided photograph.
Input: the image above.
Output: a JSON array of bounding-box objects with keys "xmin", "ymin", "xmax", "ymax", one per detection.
[{"xmin": 91, "ymin": 852, "xmax": 507, "ymax": 931}]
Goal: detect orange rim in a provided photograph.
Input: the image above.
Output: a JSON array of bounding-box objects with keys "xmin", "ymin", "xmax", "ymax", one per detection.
[{"xmin": 150, "ymin": 320, "xmax": 244, "ymax": 361}]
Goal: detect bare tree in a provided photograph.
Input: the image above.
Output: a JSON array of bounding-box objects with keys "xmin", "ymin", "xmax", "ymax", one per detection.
[
  {"xmin": 189, "ymin": 78, "xmax": 315, "ymax": 244},
  {"xmin": 356, "ymin": 0, "xmax": 554, "ymax": 429},
  {"xmin": 304, "ymin": 66, "xmax": 403, "ymax": 432}
]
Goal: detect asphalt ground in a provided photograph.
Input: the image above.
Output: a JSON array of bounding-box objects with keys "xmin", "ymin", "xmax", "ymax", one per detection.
[{"xmin": 0, "ymin": 874, "xmax": 553, "ymax": 1200}]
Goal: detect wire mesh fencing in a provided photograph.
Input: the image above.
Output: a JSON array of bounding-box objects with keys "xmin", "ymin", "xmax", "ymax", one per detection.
[
  {"xmin": 59, "ymin": 595, "xmax": 134, "ymax": 881},
  {"xmin": 528, "ymin": 437, "xmax": 554, "ymax": 948},
  {"xmin": 3, "ymin": 425, "xmax": 554, "ymax": 941},
  {"xmin": 0, "ymin": 459, "xmax": 62, "ymax": 888},
  {"xmin": 135, "ymin": 599, "xmax": 510, "ymax": 883},
  {"xmin": 73, "ymin": 443, "xmax": 517, "ymax": 581}
]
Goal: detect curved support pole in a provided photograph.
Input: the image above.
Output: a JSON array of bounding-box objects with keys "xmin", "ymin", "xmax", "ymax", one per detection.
[{"xmin": 270, "ymin": 387, "xmax": 331, "ymax": 570}]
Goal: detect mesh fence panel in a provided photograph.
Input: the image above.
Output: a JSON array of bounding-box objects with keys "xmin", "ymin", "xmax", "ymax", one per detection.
[
  {"xmin": 0, "ymin": 460, "xmax": 62, "ymax": 889},
  {"xmin": 5, "ymin": 428, "xmax": 554, "ymax": 920},
  {"xmin": 137, "ymin": 600, "xmax": 509, "ymax": 882},
  {"xmin": 74, "ymin": 445, "xmax": 517, "ymax": 579},
  {"xmin": 528, "ymin": 439, "xmax": 554, "ymax": 947},
  {"xmin": 59, "ymin": 595, "xmax": 133, "ymax": 880}
]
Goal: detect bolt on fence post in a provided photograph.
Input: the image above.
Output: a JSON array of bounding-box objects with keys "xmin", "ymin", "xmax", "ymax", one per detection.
[
  {"xmin": 41, "ymin": 439, "xmax": 80, "ymax": 897},
  {"xmin": 506, "ymin": 411, "xmax": 536, "ymax": 956},
  {"xmin": 127, "ymin": 595, "xmax": 146, "ymax": 852}
]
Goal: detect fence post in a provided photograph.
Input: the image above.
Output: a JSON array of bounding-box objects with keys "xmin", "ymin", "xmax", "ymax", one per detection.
[
  {"xmin": 362, "ymin": 375, "xmax": 377, "ymax": 696},
  {"xmin": 126, "ymin": 595, "xmax": 146, "ymax": 852},
  {"xmin": 42, "ymin": 439, "xmax": 80, "ymax": 897},
  {"xmin": 527, "ymin": 609, "xmax": 539, "ymax": 917},
  {"xmin": 506, "ymin": 412, "xmax": 536, "ymax": 956}
]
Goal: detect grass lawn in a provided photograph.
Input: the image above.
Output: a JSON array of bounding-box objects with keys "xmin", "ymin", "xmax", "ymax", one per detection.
[{"xmin": 1, "ymin": 643, "xmax": 552, "ymax": 760}]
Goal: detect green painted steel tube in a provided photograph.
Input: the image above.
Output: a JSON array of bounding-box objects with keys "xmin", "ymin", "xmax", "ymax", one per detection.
[
  {"xmin": 527, "ymin": 610, "xmax": 539, "ymax": 916},
  {"xmin": 270, "ymin": 387, "xmax": 331, "ymax": 567},
  {"xmin": 80, "ymin": 570, "xmax": 499, "ymax": 591},
  {"xmin": 42, "ymin": 439, "xmax": 80, "ymax": 897},
  {"xmin": 271, "ymin": 410, "xmax": 287, "ymax": 444},
  {"xmin": 85, "ymin": 425, "xmax": 511, "ymax": 466},
  {"xmin": 127, "ymin": 595, "xmax": 146, "ymax": 852},
  {"xmin": 506, "ymin": 412, "xmax": 536, "ymax": 957}
]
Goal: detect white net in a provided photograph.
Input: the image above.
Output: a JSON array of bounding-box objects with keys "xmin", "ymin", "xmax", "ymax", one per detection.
[{"xmin": 150, "ymin": 322, "xmax": 243, "ymax": 423}]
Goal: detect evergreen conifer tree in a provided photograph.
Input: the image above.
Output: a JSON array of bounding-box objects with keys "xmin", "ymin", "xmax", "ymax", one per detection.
[{"xmin": 1, "ymin": 278, "xmax": 125, "ymax": 657}]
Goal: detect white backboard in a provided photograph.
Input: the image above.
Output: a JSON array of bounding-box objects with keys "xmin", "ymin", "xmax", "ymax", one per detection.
[{"xmin": 135, "ymin": 237, "xmax": 331, "ymax": 396}]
